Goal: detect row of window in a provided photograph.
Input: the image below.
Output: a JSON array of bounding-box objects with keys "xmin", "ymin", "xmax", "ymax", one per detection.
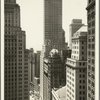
[
  {"xmin": 88, "ymin": 78, "xmax": 95, "ymax": 87},
  {"xmin": 88, "ymin": 43, "xmax": 95, "ymax": 49},
  {"xmin": 88, "ymin": 86, "xmax": 95, "ymax": 95},
  {"xmin": 88, "ymin": 28, "xmax": 95, "ymax": 35},
  {"xmin": 88, "ymin": 58, "xmax": 95, "ymax": 64},
  {"xmin": 88, "ymin": 65, "xmax": 95, "ymax": 72},
  {"xmin": 88, "ymin": 20, "xmax": 95, "ymax": 28},
  {"xmin": 67, "ymin": 84, "xmax": 74, "ymax": 94},
  {"xmin": 88, "ymin": 11, "xmax": 95, "ymax": 20},
  {"xmin": 88, "ymin": 72, "xmax": 95, "ymax": 79}
]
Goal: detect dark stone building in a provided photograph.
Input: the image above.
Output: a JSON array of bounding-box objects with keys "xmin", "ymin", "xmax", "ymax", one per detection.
[
  {"xmin": 4, "ymin": 0, "xmax": 29, "ymax": 100},
  {"xmin": 34, "ymin": 51, "xmax": 41, "ymax": 78}
]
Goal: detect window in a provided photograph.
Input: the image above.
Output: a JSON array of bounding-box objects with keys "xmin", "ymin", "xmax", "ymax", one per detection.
[
  {"xmin": 83, "ymin": 91, "xmax": 85, "ymax": 94},
  {"xmin": 92, "ymin": 67, "xmax": 95, "ymax": 72},
  {"xmin": 82, "ymin": 41, "xmax": 84, "ymax": 44},
  {"xmin": 82, "ymin": 57, "xmax": 84, "ymax": 60},
  {"xmin": 82, "ymin": 46, "xmax": 84, "ymax": 49},
  {"xmin": 83, "ymin": 86, "xmax": 85, "ymax": 89},
  {"xmin": 92, "ymin": 44, "xmax": 95, "ymax": 49},
  {"xmin": 92, "ymin": 29, "xmax": 95, "ymax": 34},
  {"xmin": 83, "ymin": 80, "xmax": 85, "ymax": 83},
  {"xmin": 80, "ymin": 91, "xmax": 82, "ymax": 94},
  {"xmin": 92, "ymin": 59, "xmax": 95, "ymax": 64},
  {"xmin": 79, "ymin": 80, "xmax": 82, "ymax": 83},
  {"xmin": 79, "ymin": 69, "xmax": 81, "ymax": 72},
  {"xmin": 92, "ymin": 52, "xmax": 95, "ymax": 57},
  {"xmin": 79, "ymin": 85, "xmax": 82, "ymax": 89},
  {"xmin": 82, "ymin": 52, "xmax": 84, "ymax": 55},
  {"xmin": 83, "ymin": 62, "xmax": 85, "ymax": 66},
  {"xmin": 89, "ymin": 0, "xmax": 91, "ymax": 3}
]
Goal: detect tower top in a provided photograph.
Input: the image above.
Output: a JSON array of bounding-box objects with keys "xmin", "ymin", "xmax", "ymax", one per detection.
[{"xmin": 5, "ymin": 0, "xmax": 16, "ymax": 4}]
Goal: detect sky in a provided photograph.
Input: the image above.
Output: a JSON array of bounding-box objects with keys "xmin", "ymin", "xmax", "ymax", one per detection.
[{"xmin": 17, "ymin": 0, "xmax": 87, "ymax": 52}]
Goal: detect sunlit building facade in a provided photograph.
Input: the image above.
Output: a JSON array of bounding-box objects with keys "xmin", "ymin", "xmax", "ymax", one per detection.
[{"xmin": 66, "ymin": 26, "xmax": 87, "ymax": 100}]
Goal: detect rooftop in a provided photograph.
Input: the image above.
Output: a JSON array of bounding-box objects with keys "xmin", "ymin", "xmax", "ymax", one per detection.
[
  {"xmin": 73, "ymin": 25, "xmax": 87, "ymax": 38},
  {"xmin": 52, "ymin": 86, "xmax": 66, "ymax": 100}
]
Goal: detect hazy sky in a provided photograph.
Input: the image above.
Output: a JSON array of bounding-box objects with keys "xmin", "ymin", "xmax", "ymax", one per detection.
[{"xmin": 17, "ymin": 0, "xmax": 87, "ymax": 52}]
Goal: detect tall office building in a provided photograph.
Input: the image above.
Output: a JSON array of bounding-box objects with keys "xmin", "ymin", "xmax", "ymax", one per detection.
[
  {"xmin": 66, "ymin": 25, "xmax": 87, "ymax": 100},
  {"xmin": 86, "ymin": 0, "xmax": 95, "ymax": 100},
  {"xmin": 69, "ymin": 19, "xmax": 84, "ymax": 49},
  {"xmin": 40, "ymin": 0, "xmax": 66, "ymax": 99},
  {"xmin": 4, "ymin": 0, "xmax": 29, "ymax": 100},
  {"xmin": 44, "ymin": 0, "xmax": 66, "ymax": 56}
]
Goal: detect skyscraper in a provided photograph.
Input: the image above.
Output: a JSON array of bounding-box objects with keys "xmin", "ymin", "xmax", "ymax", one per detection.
[
  {"xmin": 4, "ymin": 0, "xmax": 29, "ymax": 100},
  {"xmin": 44, "ymin": 0, "xmax": 66, "ymax": 57},
  {"xmin": 40, "ymin": 0, "xmax": 66, "ymax": 99},
  {"xmin": 69, "ymin": 19, "xmax": 84, "ymax": 49},
  {"xmin": 66, "ymin": 25, "xmax": 87, "ymax": 100},
  {"xmin": 86, "ymin": 0, "xmax": 95, "ymax": 100}
]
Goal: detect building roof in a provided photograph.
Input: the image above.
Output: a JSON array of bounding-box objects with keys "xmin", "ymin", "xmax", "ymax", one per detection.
[
  {"xmin": 52, "ymin": 86, "xmax": 66, "ymax": 100},
  {"xmin": 73, "ymin": 25, "xmax": 87, "ymax": 38},
  {"xmin": 56, "ymin": 86, "xmax": 66, "ymax": 100}
]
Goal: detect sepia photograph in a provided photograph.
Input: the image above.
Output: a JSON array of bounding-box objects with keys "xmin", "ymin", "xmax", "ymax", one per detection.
[{"xmin": 0, "ymin": 0, "xmax": 100, "ymax": 100}]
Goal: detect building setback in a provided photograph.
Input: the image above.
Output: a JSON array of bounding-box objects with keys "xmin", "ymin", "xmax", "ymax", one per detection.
[
  {"xmin": 66, "ymin": 25, "xmax": 87, "ymax": 100},
  {"xmin": 4, "ymin": 0, "xmax": 29, "ymax": 100},
  {"xmin": 86, "ymin": 0, "xmax": 95, "ymax": 100},
  {"xmin": 69, "ymin": 19, "xmax": 84, "ymax": 49}
]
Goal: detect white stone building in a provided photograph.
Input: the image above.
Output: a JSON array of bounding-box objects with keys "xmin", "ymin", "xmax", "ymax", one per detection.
[{"xmin": 66, "ymin": 25, "xmax": 87, "ymax": 100}]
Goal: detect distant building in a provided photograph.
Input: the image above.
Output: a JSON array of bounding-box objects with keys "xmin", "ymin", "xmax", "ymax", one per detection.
[
  {"xmin": 66, "ymin": 25, "xmax": 87, "ymax": 100},
  {"xmin": 86, "ymin": 0, "xmax": 95, "ymax": 100},
  {"xmin": 69, "ymin": 19, "xmax": 84, "ymax": 49},
  {"xmin": 34, "ymin": 51, "xmax": 41, "ymax": 78},
  {"xmin": 29, "ymin": 48, "xmax": 34, "ymax": 92},
  {"xmin": 43, "ymin": 49, "xmax": 64, "ymax": 100}
]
